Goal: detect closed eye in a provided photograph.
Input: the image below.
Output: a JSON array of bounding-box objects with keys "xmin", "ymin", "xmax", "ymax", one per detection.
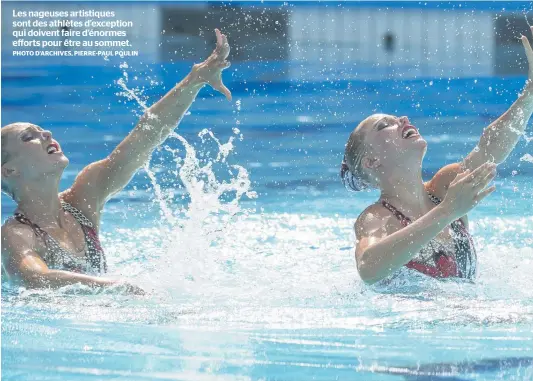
[
  {"xmin": 20, "ymin": 126, "xmax": 42, "ymax": 142},
  {"xmin": 377, "ymin": 121, "xmax": 397, "ymax": 131},
  {"xmin": 376, "ymin": 118, "xmax": 400, "ymax": 131},
  {"xmin": 377, "ymin": 122, "xmax": 390, "ymax": 131},
  {"xmin": 21, "ymin": 134, "xmax": 35, "ymax": 142}
]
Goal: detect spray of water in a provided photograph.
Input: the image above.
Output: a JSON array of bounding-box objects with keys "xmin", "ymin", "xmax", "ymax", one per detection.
[
  {"xmin": 150, "ymin": 130, "xmax": 257, "ymax": 295},
  {"xmin": 114, "ymin": 65, "xmax": 257, "ymax": 296}
]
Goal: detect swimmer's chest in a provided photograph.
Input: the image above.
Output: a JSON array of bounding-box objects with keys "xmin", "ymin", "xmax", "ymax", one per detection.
[
  {"xmin": 33, "ymin": 217, "xmax": 88, "ymax": 261},
  {"xmin": 386, "ymin": 217, "xmax": 457, "ymax": 262}
]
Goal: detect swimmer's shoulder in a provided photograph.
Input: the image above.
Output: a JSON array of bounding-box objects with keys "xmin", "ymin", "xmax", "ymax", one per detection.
[
  {"xmin": 2, "ymin": 219, "xmax": 38, "ymax": 250},
  {"xmin": 1, "ymin": 219, "xmax": 39, "ymax": 267},
  {"xmin": 424, "ymin": 164, "xmax": 470, "ymax": 227},
  {"xmin": 354, "ymin": 202, "xmax": 396, "ymax": 237},
  {"xmin": 2, "ymin": 220, "xmax": 50, "ymax": 280}
]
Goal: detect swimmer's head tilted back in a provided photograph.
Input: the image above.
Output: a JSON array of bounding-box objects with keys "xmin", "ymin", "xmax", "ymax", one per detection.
[
  {"xmin": 1, "ymin": 122, "xmax": 69, "ymax": 201},
  {"xmin": 341, "ymin": 114, "xmax": 427, "ymax": 192}
]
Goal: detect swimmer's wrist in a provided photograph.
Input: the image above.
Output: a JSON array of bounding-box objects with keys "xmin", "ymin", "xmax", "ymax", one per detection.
[
  {"xmin": 183, "ymin": 71, "xmax": 208, "ymax": 89},
  {"xmin": 434, "ymin": 203, "xmax": 459, "ymax": 224}
]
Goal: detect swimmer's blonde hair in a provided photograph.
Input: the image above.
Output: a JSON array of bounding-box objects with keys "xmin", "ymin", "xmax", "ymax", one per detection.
[{"xmin": 340, "ymin": 118, "xmax": 375, "ymax": 192}]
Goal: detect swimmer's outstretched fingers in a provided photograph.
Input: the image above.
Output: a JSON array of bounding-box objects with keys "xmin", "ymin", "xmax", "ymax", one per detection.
[
  {"xmin": 191, "ymin": 28, "xmax": 232, "ymax": 101},
  {"xmin": 445, "ymin": 162, "xmax": 497, "ymax": 215}
]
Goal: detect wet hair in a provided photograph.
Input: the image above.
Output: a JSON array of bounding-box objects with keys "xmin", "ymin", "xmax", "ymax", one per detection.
[
  {"xmin": 340, "ymin": 122, "xmax": 374, "ymax": 192},
  {"xmin": 340, "ymin": 155, "xmax": 371, "ymax": 192}
]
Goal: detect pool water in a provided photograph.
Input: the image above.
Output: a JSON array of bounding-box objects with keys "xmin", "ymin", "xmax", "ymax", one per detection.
[{"xmin": 2, "ymin": 54, "xmax": 533, "ymax": 380}]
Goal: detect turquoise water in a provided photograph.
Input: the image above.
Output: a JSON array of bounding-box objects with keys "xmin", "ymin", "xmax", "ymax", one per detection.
[{"xmin": 2, "ymin": 51, "xmax": 533, "ymax": 380}]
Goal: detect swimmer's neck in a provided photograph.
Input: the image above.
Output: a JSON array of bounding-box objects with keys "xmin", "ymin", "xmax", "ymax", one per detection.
[
  {"xmin": 14, "ymin": 176, "xmax": 64, "ymax": 228},
  {"xmin": 379, "ymin": 169, "xmax": 432, "ymax": 216}
]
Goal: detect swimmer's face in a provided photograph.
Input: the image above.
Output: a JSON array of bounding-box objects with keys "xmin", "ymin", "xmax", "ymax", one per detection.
[
  {"xmin": 359, "ymin": 114, "xmax": 427, "ymax": 170},
  {"xmin": 1, "ymin": 123, "xmax": 68, "ymax": 183}
]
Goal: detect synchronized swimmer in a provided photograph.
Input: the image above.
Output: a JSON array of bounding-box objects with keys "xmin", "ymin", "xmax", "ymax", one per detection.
[
  {"xmin": 1, "ymin": 29, "xmax": 232, "ymax": 294},
  {"xmin": 2, "ymin": 26, "xmax": 533, "ymax": 292},
  {"xmin": 342, "ymin": 27, "xmax": 533, "ymax": 285}
]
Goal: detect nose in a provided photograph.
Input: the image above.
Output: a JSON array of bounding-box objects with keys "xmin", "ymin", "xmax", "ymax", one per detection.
[
  {"xmin": 41, "ymin": 130, "xmax": 52, "ymax": 141},
  {"xmin": 398, "ymin": 116, "xmax": 409, "ymax": 126}
]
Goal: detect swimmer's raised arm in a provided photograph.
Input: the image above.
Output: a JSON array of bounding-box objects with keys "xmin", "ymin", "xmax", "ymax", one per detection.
[
  {"xmin": 427, "ymin": 27, "xmax": 533, "ymax": 197},
  {"xmin": 464, "ymin": 27, "xmax": 533, "ymax": 170},
  {"xmin": 68, "ymin": 29, "xmax": 231, "ymax": 213},
  {"xmin": 357, "ymin": 163, "xmax": 495, "ymax": 284},
  {"xmin": 1, "ymin": 224, "xmax": 144, "ymax": 294}
]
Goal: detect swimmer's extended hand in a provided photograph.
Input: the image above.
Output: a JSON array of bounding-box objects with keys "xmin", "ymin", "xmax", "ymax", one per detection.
[
  {"xmin": 441, "ymin": 162, "xmax": 497, "ymax": 220},
  {"xmin": 190, "ymin": 28, "xmax": 232, "ymax": 101},
  {"xmin": 460, "ymin": 27, "xmax": 533, "ymax": 173}
]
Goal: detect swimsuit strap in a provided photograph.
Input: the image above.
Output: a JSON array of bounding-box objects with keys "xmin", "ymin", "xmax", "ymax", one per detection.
[
  {"xmin": 381, "ymin": 192, "xmax": 443, "ymax": 223},
  {"xmin": 60, "ymin": 201, "xmax": 94, "ymax": 228},
  {"xmin": 427, "ymin": 192, "xmax": 442, "ymax": 205},
  {"xmin": 13, "ymin": 213, "xmax": 47, "ymax": 238},
  {"xmin": 381, "ymin": 200, "xmax": 411, "ymax": 226}
]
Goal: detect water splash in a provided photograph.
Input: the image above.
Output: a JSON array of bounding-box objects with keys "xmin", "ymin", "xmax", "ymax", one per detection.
[
  {"xmin": 113, "ymin": 67, "xmax": 257, "ymax": 296},
  {"xmin": 151, "ymin": 130, "xmax": 257, "ymax": 295}
]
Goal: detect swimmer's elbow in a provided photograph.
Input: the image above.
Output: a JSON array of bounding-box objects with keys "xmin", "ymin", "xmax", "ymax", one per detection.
[
  {"xmin": 356, "ymin": 251, "xmax": 385, "ymax": 285},
  {"xmin": 357, "ymin": 265, "xmax": 381, "ymax": 285}
]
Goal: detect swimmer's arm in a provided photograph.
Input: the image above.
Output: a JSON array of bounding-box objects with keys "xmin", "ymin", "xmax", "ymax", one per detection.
[
  {"xmin": 95, "ymin": 71, "xmax": 205, "ymax": 195},
  {"xmin": 62, "ymin": 72, "xmax": 207, "ymax": 223},
  {"xmin": 1, "ymin": 225, "xmax": 142, "ymax": 293},
  {"xmin": 464, "ymin": 85, "xmax": 533, "ymax": 168},
  {"xmin": 355, "ymin": 205, "xmax": 457, "ymax": 285},
  {"xmin": 69, "ymin": 29, "xmax": 231, "ymax": 212},
  {"xmin": 464, "ymin": 29, "xmax": 533, "ymax": 169}
]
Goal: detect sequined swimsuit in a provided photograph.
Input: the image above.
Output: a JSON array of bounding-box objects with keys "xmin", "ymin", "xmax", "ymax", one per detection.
[
  {"xmin": 12, "ymin": 201, "xmax": 107, "ymax": 274},
  {"xmin": 381, "ymin": 193, "xmax": 477, "ymax": 279}
]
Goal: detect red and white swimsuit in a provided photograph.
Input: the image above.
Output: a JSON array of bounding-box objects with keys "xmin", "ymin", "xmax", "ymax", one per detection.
[{"xmin": 381, "ymin": 194, "xmax": 477, "ymax": 280}]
